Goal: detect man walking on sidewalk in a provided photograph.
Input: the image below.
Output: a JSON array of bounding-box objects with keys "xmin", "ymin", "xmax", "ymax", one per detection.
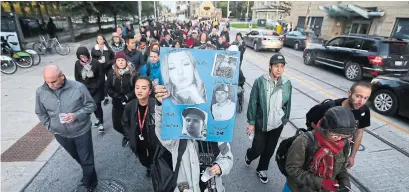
[
  {"xmin": 35, "ymin": 65, "xmax": 98, "ymax": 192},
  {"xmin": 245, "ymin": 54, "xmax": 292, "ymax": 184}
]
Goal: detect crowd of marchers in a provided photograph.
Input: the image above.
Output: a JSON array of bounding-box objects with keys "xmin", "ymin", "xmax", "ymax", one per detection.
[{"xmin": 35, "ymin": 18, "xmax": 372, "ymax": 192}]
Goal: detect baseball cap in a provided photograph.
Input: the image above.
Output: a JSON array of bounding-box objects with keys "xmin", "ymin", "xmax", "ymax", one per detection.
[
  {"xmin": 215, "ymin": 84, "xmax": 229, "ymax": 93},
  {"xmin": 182, "ymin": 108, "xmax": 206, "ymax": 121},
  {"xmin": 270, "ymin": 54, "xmax": 286, "ymax": 64},
  {"xmin": 318, "ymin": 106, "xmax": 357, "ymax": 136}
]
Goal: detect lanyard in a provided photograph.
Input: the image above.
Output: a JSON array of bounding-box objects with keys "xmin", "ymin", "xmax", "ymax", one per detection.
[{"xmin": 137, "ymin": 105, "xmax": 149, "ymax": 133}]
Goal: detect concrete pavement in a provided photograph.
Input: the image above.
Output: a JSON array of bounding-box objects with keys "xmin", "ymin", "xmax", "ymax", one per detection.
[{"xmin": 1, "ymin": 34, "xmax": 111, "ymax": 192}]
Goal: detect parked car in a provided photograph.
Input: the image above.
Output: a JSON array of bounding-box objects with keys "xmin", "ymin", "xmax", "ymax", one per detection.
[
  {"xmin": 370, "ymin": 73, "xmax": 409, "ymax": 118},
  {"xmin": 303, "ymin": 35, "xmax": 409, "ymax": 81},
  {"xmin": 243, "ymin": 30, "xmax": 283, "ymax": 52},
  {"xmin": 283, "ymin": 31, "xmax": 324, "ymax": 50}
]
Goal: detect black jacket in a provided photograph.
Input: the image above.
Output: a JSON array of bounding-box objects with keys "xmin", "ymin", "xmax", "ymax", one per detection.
[
  {"xmin": 160, "ymin": 39, "xmax": 172, "ymax": 47},
  {"xmin": 74, "ymin": 59, "xmax": 105, "ymax": 103},
  {"xmin": 124, "ymin": 48, "xmax": 145, "ymax": 75},
  {"xmin": 105, "ymin": 69, "xmax": 136, "ymax": 106},
  {"xmin": 90, "ymin": 44, "xmax": 115, "ymax": 73},
  {"xmin": 122, "ymin": 98, "xmax": 158, "ymax": 153}
]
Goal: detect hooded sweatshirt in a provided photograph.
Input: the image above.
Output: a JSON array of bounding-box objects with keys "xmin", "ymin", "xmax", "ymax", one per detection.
[{"xmin": 139, "ymin": 60, "xmax": 164, "ymax": 85}]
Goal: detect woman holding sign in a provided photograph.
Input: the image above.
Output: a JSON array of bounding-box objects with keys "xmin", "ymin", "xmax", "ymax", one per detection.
[
  {"xmin": 162, "ymin": 50, "xmax": 207, "ymax": 105},
  {"xmin": 153, "ymin": 84, "xmax": 234, "ymax": 192}
]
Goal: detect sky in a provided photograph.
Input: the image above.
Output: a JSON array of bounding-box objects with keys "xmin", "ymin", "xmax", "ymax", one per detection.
[{"xmin": 161, "ymin": 1, "xmax": 176, "ymax": 13}]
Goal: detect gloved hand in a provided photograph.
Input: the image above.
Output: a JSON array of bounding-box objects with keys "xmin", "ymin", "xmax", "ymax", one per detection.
[{"xmin": 321, "ymin": 179, "xmax": 339, "ymax": 192}]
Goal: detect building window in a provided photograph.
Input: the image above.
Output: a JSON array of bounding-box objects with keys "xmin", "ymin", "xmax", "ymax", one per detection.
[
  {"xmin": 297, "ymin": 16, "xmax": 306, "ymax": 30},
  {"xmin": 392, "ymin": 18, "xmax": 409, "ymax": 40}
]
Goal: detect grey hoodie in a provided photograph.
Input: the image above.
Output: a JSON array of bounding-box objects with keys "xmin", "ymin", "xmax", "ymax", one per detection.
[{"xmin": 35, "ymin": 79, "xmax": 96, "ymax": 138}]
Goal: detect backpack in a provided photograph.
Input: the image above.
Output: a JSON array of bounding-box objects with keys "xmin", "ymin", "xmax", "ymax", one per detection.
[
  {"xmin": 151, "ymin": 140, "xmax": 187, "ymax": 192},
  {"xmin": 275, "ymin": 128, "xmax": 316, "ymax": 177},
  {"xmin": 306, "ymin": 99, "xmax": 336, "ymax": 131}
]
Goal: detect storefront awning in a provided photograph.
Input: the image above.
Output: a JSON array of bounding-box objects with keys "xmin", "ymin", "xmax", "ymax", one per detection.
[{"xmin": 319, "ymin": 4, "xmax": 384, "ymax": 19}]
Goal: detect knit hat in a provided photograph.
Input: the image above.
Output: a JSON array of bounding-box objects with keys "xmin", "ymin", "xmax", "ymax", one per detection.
[
  {"xmin": 318, "ymin": 106, "xmax": 357, "ymax": 136},
  {"xmin": 76, "ymin": 46, "xmax": 90, "ymax": 60},
  {"xmin": 114, "ymin": 51, "xmax": 127, "ymax": 61}
]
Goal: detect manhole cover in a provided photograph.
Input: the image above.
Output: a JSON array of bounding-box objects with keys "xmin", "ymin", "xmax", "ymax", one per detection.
[{"xmin": 71, "ymin": 179, "xmax": 127, "ymax": 192}]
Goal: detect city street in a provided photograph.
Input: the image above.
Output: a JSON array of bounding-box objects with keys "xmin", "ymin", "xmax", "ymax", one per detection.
[{"xmin": 1, "ymin": 28, "xmax": 409, "ymax": 192}]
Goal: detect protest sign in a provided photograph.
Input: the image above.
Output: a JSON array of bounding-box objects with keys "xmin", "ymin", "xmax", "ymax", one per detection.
[{"xmin": 160, "ymin": 47, "xmax": 240, "ymax": 142}]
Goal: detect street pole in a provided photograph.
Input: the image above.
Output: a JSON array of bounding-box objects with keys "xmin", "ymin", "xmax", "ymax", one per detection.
[
  {"xmin": 304, "ymin": 2, "xmax": 312, "ymax": 31},
  {"xmin": 246, "ymin": 0, "xmax": 249, "ymax": 22},
  {"xmin": 154, "ymin": 1, "xmax": 157, "ymax": 19},
  {"xmin": 276, "ymin": 0, "xmax": 279, "ymax": 20},
  {"xmin": 138, "ymin": 1, "xmax": 142, "ymax": 25},
  {"xmin": 227, "ymin": 0, "xmax": 230, "ymax": 18}
]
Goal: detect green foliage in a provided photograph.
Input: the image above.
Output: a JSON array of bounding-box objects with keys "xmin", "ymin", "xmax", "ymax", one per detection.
[{"xmin": 231, "ymin": 23, "xmax": 257, "ymax": 28}]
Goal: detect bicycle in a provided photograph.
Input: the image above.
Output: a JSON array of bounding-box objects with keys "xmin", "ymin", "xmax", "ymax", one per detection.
[
  {"xmin": 1, "ymin": 55, "xmax": 18, "ymax": 74},
  {"xmin": 1, "ymin": 35, "xmax": 34, "ymax": 68},
  {"xmin": 32, "ymin": 35, "xmax": 70, "ymax": 56}
]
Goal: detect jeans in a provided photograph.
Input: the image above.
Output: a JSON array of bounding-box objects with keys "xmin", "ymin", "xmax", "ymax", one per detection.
[
  {"xmin": 54, "ymin": 130, "xmax": 98, "ymax": 188},
  {"xmin": 246, "ymin": 124, "xmax": 284, "ymax": 171},
  {"xmin": 94, "ymin": 101, "xmax": 103, "ymax": 123}
]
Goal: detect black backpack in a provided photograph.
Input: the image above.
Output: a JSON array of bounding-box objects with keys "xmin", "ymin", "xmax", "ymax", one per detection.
[
  {"xmin": 275, "ymin": 128, "xmax": 316, "ymax": 177},
  {"xmin": 306, "ymin": 99, "xmax": 336, "ymax": 131},
  {"xmin": 151, "ymin": 140, "xmax": 187, "ymax": 192}
]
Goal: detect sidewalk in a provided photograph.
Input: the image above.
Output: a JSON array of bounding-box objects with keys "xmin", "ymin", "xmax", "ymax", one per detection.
[{"xmin": 0, "ymin": 35, "xmax": 111, "ymax": 192}]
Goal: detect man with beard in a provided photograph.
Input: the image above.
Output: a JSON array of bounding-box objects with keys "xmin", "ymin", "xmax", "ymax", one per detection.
[
  {"xmin": 306, "ymin": 81, "xmax": 372, "ymax": 169},
  {"xmin": 122, "ymin": 77, "xmax": 157, "ymax": 178}
]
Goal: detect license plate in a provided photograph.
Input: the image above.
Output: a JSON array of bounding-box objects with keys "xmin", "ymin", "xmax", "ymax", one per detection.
[{"xmin": 395, "ymin": 61, "xmax": 403, "ymax": 66}]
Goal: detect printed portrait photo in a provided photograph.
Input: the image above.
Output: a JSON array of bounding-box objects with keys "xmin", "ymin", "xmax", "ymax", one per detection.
[
  {"xmin": 211, "ymin": 54, "xmax": 238, "ymax": 79},
  {"xmin": 162, "ymin": 50, "xmax": 207, "ymax": 105},
  {"xmin": 181, "ymin": 107, "xmax": 208, "ymax": 139},
  {"xmin": 210, "ymin": 84, "xmax": 236, "ymax": 121}
]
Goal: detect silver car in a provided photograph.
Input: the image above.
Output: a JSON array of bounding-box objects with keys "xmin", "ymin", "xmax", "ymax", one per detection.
[{"xmin": 243, "ymin": 30, "xmax": 283, "ymax": 52}]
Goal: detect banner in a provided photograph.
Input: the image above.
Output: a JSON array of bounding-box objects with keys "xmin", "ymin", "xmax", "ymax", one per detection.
[{"xmin": 160, "ymin": 47, "xmax": 240, "ymax": 142}]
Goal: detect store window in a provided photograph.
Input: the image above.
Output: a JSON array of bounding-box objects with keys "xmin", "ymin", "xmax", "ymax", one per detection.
[{"xmin": 392, "ymin": 18, "xmax": 409, "ymax": 40}]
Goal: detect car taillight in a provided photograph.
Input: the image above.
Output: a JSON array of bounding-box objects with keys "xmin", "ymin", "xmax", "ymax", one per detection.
[
  {"xmin": 279, "ymin": 37, "xmax": 284, "ymax": 41},
  {"xmin": 305, "ymin": 37, "xmax": 310, "ymax": 41},
  {"xmin": 262, "ymin": 38, "xmax": 267, "ymax": 40},
  {"xmin": 368, "ymin": 55, "xmax": 384, "ymax": 66}
]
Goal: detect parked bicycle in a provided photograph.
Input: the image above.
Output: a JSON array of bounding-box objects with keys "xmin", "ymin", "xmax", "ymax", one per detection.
[
  {"xmin": 1, "ymin": 55, "xmax": 18, "ymax": 74},
  {"xmin": 1, "ymin": 35, "xmax": 34, "ymax": 68},
  {"xmin": 32, "ymin": 35, "xmax": 70, "ymax": 56}
]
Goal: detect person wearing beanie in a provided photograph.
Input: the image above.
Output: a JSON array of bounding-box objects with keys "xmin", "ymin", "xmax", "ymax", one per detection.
[
  {"xmin": 105, "ymin": 51, "xmax": 136, "ymax": 147},
  {"xmin": 284, "ymin": 106, "xmax": 356, "ymax": 192},
  {"xmin": 74, "ymin": 46, "xmax": 106, "ymax": 133},
  {"xmin": 245, "ymin": 54, "xmax": 292, "ymax": 184},
  {"xmin": 111, "ymin": 32, "xmax": 126, "ymax": 54},
  {"xmin": 211, "ymin": 84, "xmax": 236, "ymax": 121}
]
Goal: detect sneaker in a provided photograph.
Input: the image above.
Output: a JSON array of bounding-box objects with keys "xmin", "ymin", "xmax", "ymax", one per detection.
[
  {"xmin": 146, "ymin": 168, "xmax": 151, "ymax": 178},
  {"xmin": 94, "ymin": 120, "xmax": 101, "ymax": 128},
  {"xmin": 245, "ymin": 154, "xmax": 251, "ymax": 166},
  {"xmin": 122, "ymin": 137, "xmax": 129, "ymax": 147},
  {"xmin": 256, "ymin": 171, "xmax": 268, "ymax": 184},
  {"xmin": 103, "ymin": 98, "xmax": 109, "ymax": 106},
  {"xmin": 98, "ymin": 125, "xmax": 105, "ymax": 133}
]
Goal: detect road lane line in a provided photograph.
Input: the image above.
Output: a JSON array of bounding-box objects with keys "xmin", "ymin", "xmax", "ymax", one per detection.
[{"xmin": 284, "ymin": 70, "xmax": 409, "ymax": 135}]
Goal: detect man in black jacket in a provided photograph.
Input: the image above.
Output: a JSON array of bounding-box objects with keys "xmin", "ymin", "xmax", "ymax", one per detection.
[
  {"xmin": 160, "ymin": 31, "xmax": 172, "ymax": 47},
  {"xmin": 122, "ymin": 76, "xmax": 158, "ymax": 178},
  {"xmin": 124, "ymin": 36, "xmax": 145, "ymax": 75}
]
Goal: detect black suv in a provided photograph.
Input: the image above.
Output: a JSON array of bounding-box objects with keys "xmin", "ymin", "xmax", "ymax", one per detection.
[{"xmin": 303, "ymin": 34, "xmax": 409, "ymax": 81}]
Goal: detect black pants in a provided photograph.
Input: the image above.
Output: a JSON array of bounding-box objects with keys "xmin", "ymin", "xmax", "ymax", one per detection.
[
  {"xmin": 112, "ymin": 103, "xmax": 125, "ymax": 136},
  {"xmin": 94, "ymin": 101, "xmax": 103, "ymax": 123},
  {"xmin": 246, "ymin": 125, "xmax": 284, "ymax": 171},
  {"xmin": 54, "ymin": 130, "xmax": 98, "ymax": 188}
]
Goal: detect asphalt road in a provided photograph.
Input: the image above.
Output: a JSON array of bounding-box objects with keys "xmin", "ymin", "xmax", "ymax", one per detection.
[{"xmin": 22, "ymin": 29, "xmax": 409, "ymax": 192}]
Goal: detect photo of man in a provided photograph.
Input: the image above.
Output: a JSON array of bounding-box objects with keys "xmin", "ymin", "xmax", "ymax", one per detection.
[
  {"xmin": 181, "ymin": 107, "xmax": 207, "ymax": 139},
  {"xmin": 211, "ymin": 84, "xmax": 236, "ymax": 121}
]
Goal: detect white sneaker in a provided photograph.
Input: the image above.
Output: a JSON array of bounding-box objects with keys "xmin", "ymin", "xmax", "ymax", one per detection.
[
  {"xmin": 257, "ymin": 171, "xmax": 268, "ymax": 184},
  {"xmin": 98, "ymin": 125, "xmax": 105, "ymax": 133}
]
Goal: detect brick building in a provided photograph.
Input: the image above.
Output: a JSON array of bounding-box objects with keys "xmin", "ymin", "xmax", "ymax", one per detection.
[{"xmin": 288, "ymin": 1, "xmax": 409, "ymax": 40}]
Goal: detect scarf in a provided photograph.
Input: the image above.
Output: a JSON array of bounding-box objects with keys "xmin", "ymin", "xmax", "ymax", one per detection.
[
  {"xmin": 310, "ymin": 120, "xmax": 345, "ymax": 179},
  {"xmin": 80, "ymin": 59, "xmax": 94, "ymax": 80},
  {"xmin": 118, "ymin": 67, "xmax": 130, "ymax": 76}
]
